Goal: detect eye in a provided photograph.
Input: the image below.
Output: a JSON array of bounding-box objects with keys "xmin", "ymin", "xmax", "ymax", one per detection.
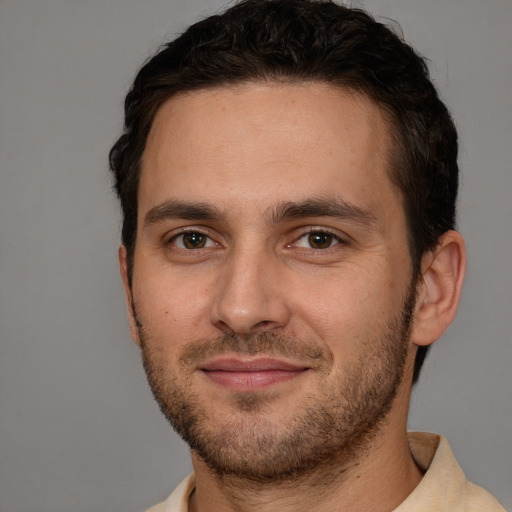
[
  {"xmin": 294, "ymin": 231, "xmax": 342, "ymax": 250},
  {"xmin": 171, "ymin": 231, "xmax": 217, "ymax": 249}
]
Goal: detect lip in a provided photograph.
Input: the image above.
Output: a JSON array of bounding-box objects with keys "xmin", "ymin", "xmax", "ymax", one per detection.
[{"xmin": 200, "ymin": 357, "xmax": 309, "ymax": 391}]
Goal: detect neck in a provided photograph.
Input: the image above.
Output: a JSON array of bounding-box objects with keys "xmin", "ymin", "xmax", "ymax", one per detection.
[{"xmin": 188, "ymin": 422, "xmax": 422, "ymax": 512}]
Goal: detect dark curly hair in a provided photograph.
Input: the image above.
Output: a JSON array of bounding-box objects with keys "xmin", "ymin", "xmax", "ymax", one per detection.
[{"xmin": 109, "ymin": 0, "xmax": 459, "ymax": 383}]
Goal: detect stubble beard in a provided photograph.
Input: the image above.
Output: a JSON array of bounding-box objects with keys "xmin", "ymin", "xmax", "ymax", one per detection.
[{"xmin": 136, "ymin": 287, "xmax": 415, "ymax": 485}]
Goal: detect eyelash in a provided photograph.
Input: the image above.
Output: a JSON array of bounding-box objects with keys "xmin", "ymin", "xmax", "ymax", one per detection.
[
  {"xmin": 167, "ymin": 229, "xmax": 218, "ymax": 250},
  {"xmin": 166, "ymin": 227, "xmax": 346, "ymax": 251},
  {"xmin": 290, "ymin": 228, "xmax": 345, "ymax": 251}
]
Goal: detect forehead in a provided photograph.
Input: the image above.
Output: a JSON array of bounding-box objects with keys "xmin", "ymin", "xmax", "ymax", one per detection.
[{"xmin": 139, "ymin": 82, "xmax": 401, "ymax": 226}]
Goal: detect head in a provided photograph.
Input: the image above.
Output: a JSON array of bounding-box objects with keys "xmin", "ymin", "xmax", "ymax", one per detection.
[{"xmin": 110, "ymin": 0, "xmax": 459, "ymax": 385}]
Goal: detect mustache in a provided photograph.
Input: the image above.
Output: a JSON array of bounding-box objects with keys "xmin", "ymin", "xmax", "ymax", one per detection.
[{"xmin": 178, "ymin": 331, "xmax": 331, "ymax": 369}]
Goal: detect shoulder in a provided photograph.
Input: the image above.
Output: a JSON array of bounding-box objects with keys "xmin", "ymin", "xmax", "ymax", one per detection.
[
  {"xmin": 399, "ymin": 432, "xmax": 506, "ymax": 512},
  {"xmin": 462, "ymin": 481, "xmax": 507, "ymax": 512},
  {"xmin": 144, "ymin": 475, "xmax": 195, "ymax": 512}
]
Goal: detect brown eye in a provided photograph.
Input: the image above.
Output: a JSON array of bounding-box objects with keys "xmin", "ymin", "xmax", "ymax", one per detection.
[
  {"xmin": 293, "ymin": 230, "xmax": 341, "ymax": 250},
  {"xmin": 183, "ymin": 232, "xmax": 206, "ymax": 249},
  {"xmin": 172, "ymin": 232, "xmax": 214, "ymax": 249},
  {"xmin": 308, "ymin": 232, "xmax": 335, "ymax": 249}
]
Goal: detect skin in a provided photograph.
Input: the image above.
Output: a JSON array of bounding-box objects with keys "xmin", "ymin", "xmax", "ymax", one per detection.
[{"xmin": 119, "ymin": 82, "xmax": 466, "ymax": 512}]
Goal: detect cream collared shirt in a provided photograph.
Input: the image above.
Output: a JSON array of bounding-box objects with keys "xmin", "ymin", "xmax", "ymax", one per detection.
[{"xmin": 146, "ymin": 432, "xmax": 506, "ymax": 512}]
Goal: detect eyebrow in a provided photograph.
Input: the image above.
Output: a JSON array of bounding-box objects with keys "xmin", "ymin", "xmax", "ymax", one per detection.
[
  {"xmin": 143, "ymin": 200, "xmax": 223, "ymax": 228},
  {"xmin": 143, "ymin": 197, "xmax": 377, "ymax": 230},
  {"xmin": 267, "ymin": 198, "xmax": 377, "ymax": 228}
]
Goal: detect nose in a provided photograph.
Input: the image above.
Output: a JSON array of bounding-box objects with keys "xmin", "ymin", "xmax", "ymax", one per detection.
[{"xmin": 210, "ymin": 246, "xmax": 291, "ymax": 336}]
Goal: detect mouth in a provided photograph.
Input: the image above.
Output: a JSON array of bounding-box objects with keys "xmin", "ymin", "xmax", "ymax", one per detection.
[{"xmin": 199, "ymin": 356, "xmax": 310, "ymax": 391}]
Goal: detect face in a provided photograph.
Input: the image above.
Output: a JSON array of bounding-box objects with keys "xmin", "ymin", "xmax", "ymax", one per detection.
[{"xmin": 123, "ymin": 82, "xmax": 417, "ymax": 481}]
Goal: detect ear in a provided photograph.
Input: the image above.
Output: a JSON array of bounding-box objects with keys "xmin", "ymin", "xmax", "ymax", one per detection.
[
  {"xmin": 411, "ymin": 230, "xmax": 466, "ymax": 347},
  {"xmin": 118, "ymin": 245, "xmax": 141, "ymax": 346}
]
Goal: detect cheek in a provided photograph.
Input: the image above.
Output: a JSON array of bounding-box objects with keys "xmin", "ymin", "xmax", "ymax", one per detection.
[
  {"xmin": 290, "ymin": 266, "xmax": 401, "ymax": 349},
  {"xmin": 132, "ymin": 269, "xmax": 216, "ymax": 344}
]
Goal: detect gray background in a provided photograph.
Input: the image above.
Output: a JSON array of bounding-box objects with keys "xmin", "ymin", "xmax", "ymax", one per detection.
[{"xmin": 1, "ymin": 1, "xmax": 510, "ymax": 511}]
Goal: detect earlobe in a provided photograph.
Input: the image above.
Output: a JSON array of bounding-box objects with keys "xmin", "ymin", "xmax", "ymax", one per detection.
[
  {"xmin": 118, "ymin": 245, "xmax": 141, "ymax": 346},
  {"xmin": 411, "ymin": 230, "xmax": 466, "ymax": 347}
]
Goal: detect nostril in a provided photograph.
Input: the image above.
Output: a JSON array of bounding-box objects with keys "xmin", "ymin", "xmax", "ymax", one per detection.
[
  {"xmin": 213, "ymin": 318, "xmax": 279, "ymax": 336},
  {"xmin": 214, "ymin": 319, "xmax": 235, "ymax": 334},
  {"xmin": 254, "ymin": 320, "xmax": 271, "ymax": 329},
  {"xmin": 209, "ymin": 271, "xmax": 292, "ymax": 335},
  {"xmin": 249, "ymin": 319, "xmax": 281, "ymax": 335}
]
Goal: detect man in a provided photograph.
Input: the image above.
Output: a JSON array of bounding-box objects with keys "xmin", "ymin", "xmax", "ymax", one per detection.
[{"xmin": 109, "ymin": 1, "xmax": 505, "ymax": 511}]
